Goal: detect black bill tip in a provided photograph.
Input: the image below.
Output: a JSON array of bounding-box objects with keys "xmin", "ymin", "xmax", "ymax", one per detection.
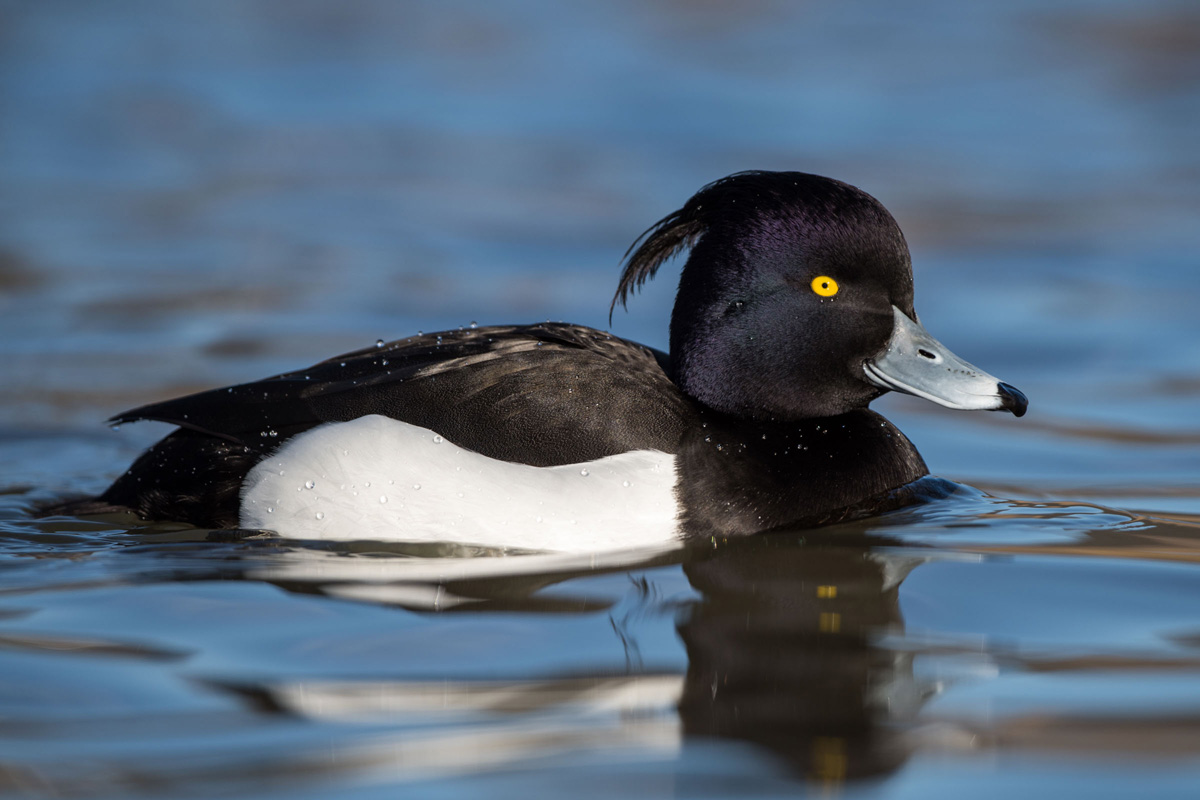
[{"xmin": 996, "ymin": 382, "xmax": 1028, "ymax": 418}]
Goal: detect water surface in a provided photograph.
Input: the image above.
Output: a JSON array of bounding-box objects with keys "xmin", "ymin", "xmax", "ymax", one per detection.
[{"xmin": 2, "ymin": 1, "xmax": 1199, "ymax": 797}]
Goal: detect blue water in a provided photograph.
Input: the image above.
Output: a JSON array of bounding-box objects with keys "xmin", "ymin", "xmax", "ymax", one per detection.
[{"xmin": 2, "ymin": 1, "xmax": 1200, "ymax": 797}]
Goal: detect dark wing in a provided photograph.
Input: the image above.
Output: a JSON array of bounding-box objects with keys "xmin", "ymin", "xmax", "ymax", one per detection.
[{"xmin": 113, "ymin": 323, "xmax": 692, "ymax": 466}]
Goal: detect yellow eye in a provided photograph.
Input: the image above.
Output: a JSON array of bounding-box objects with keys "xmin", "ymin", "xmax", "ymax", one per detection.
[{"xmin": 811, "ymin": 276, "xmax": 839, "ymax": 297}]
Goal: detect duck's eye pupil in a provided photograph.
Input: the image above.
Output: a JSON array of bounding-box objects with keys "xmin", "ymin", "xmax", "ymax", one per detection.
[{"xmin": 810, "ymin": 276, "xmax": 839, "ymax": 297}]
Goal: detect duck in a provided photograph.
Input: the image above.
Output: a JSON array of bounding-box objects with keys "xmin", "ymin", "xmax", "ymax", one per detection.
[{"xmin": 50, "ymin": 171, "xmax": 1027, "ymax": 552}]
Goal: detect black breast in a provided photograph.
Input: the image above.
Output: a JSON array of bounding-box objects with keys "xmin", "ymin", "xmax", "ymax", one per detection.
[{"xmin": 673, "ymin": 409, "xmax": 930, "ymax": 538}]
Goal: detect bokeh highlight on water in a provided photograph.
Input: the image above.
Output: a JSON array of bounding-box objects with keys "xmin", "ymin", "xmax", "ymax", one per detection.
[{"xmin": 1, "ymin": 1, "xmax": 1199, "ymax": 797}]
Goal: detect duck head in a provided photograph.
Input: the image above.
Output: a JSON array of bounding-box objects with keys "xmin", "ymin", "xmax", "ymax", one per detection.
[{"xmin": 613, "ymin": 171, "xmax": 1027, "ymax": 421}]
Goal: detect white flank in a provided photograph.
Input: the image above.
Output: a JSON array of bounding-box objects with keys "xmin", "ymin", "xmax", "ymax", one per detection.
[{"xmin": 240, "ymin": 415, "xmax": 680, "ymax": 552}]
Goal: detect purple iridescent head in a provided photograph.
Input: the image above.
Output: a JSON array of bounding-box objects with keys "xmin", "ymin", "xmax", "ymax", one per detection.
[{"xmin": 613, "ymin": 171, "xmax": 1026, "ymax": 420}]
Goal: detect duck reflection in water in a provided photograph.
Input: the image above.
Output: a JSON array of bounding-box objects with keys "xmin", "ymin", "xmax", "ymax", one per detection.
[
  {"xmin": 220, "ymin": 529, "xmax": 940, "ymax": 787},
  {"xmin": 679, "ymin": 533, "xmax": 931, "ymax": 783}
]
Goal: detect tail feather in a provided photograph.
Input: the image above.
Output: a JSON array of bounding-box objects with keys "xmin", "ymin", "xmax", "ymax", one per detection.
[{"xmin": 42, "ymin": 429, "xmax": 256, "ymax": 529}]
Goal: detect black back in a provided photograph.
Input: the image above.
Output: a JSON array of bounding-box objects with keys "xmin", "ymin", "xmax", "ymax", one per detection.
[{"xmin": 115, "ymin": 323, "xmax": 692, "ymax": 464}]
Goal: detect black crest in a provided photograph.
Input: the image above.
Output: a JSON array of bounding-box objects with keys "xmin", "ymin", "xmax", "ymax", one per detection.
[
  {"xmin": 609, "ymin": 199, "xmax": 706, "ymax": 320},
  {"xmin": 609, "ymin": 170, "xmax": 866, "ymax": 321}
]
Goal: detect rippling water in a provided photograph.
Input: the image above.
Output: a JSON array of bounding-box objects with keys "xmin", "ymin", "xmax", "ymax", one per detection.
[{"xmin": 2, "ymin": 1, "xmax": 1200, "ymax": 797}]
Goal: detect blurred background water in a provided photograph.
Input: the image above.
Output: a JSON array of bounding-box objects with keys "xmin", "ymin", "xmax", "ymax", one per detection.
[{"xmin": 1, "ymin": 0, "xmax": 1199, "ymax": 797}]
